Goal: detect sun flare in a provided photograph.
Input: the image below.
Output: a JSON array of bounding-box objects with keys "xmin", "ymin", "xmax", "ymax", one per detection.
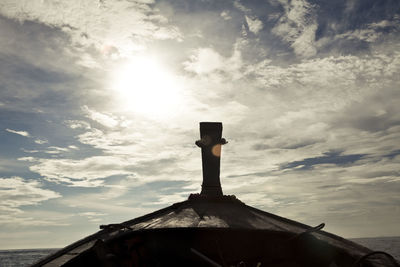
[{"xmin": 111, "ymin": 56, "xmax": 182, "ymax": 119}]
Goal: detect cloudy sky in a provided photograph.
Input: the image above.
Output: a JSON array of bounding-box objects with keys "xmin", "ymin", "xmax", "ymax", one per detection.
[{"xmin": 1, "ymin": 0, "xmax": 399, "ymax": 249}]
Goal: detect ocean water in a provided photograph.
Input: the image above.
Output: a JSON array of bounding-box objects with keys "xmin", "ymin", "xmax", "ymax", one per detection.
[
  {"xmin": 351, "ymin": 236, "xmax": 400, "ymax": 262},
  {"xmin": 0, "ymin": 249, "xmax": 58, "ymax": 267},
  {"xmin": 1, "ymin": 237, "xmax": 399, "ymax": 266}
]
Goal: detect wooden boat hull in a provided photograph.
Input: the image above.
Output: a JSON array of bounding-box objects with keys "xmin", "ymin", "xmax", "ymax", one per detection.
[{"xmin": 32, "ymin": 196, "xmax": 399, "ymax": 266}]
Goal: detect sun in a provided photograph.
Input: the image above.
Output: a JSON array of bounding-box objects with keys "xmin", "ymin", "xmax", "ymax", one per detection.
[{"xmin": 111, "ymin": 56, "xmax": 182, "ymax": 119}]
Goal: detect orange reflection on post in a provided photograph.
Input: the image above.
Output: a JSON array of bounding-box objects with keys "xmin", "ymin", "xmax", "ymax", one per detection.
[{"xmin": 211, "ymin": 144, "xmax": 221, "ymax": 157}]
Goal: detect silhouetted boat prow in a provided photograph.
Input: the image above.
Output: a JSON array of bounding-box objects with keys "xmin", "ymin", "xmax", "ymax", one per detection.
[{"xmin": 32, "ymin": 122, "xmax": 399, "ymax": 267}]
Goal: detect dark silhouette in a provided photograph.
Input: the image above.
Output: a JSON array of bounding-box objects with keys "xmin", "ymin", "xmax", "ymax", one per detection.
[{"xmin": 196, "ymin": 122, "xmax": 227, "ymax": 196}]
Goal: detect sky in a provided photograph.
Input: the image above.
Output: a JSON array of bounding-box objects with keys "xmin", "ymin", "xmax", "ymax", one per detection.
[{"xmin": 0, "ymin": 0, "xmax": 399, "ymax": 249}]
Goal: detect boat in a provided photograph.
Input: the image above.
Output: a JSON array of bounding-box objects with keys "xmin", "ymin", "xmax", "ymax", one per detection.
[{"xmin": 32, "ymin": 122, "xmax": 399, "ymax": 267}]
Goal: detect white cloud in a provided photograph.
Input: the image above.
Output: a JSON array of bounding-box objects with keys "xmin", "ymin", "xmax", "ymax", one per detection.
[
  {"xmin": 335, "ymin": 19, "xmax": 400, "ymax": 43},
  {"xmin": 0, "ymin": 177, "xmax": 60, "ymax": 217},
  {"xmin": 152, "ymin": 192, "xmax": 187, "ymax": 205},
  {"xmin": 183, "ymin": 44, "xmax": 243, "ymax": 78},
  {"xmin": 21, "ymin": 149, "xmax": 40, "ymax": 153},
  {"xmin": 83, "ymin": 105, "xmax": 118, "ymax": 128},
  {"xmin": 76, "ymin": 127, "xmax": 141, "ymax": 154},
  {"xmin": 34, "ymin": 139, "xmax": 48, "ymax": 144},
  {"xmin": 0, "ymin": 212, "xmax": 70, "ymax": 227},
  {"xmin": 369, "ymin": 20, "xmax": 398, "ymax": 28},
  {"xmin": 197, "ymin": 100, "xmax": 249, "ymax": 123},
  {"xmin": 0, "ymin": 0, "xmax": 182, "ymax": 58},
  {"xmin": 18, "ymin": 156, "xmax": 37, "ymax": 162},
  {"xmin": 5, "ymin": 128, "xmax": 30, "ymax": 137},
  {"xmin": 78, "ymin": 211, "xmax": 106, "ymax": 223},
  {"xmin": 211, "ymin": 49, "xmax": 400, "ymax": 219},
  {"xmin": 246, "ymin": 51, "xmax": 400, "ymax": 104},
  {"xmin": 245, "ymin": 16, "xmax": 263, "ymax": 34},
  {"xmin": 64, "ymin": 120, "xmax": 91, "ymax": 130},
  {"xmin": 44, "ymin": 146, "xmax": 71, "ymax": 154},
  {"xmin": 153, "ymin": 26, "xmax": 182, "ymax": 41},
  {"xmin": 272, "ymin": 0, "xmax": 318, "ymax": 57},
  {"xmin": 79, "ymin": 211, "xmax": 106, "ymax": 217},
  {"xmin": 233, "ymin": 1, "xmax": 251, "ymax": 13},
  {"xmin": 183, "ymin": 48, "xmax": 225, "ymax": 74},
  {"xmin": 220, "ymin": 10, "xmax": 232, "ymax": 20},
  {"xmin": 22, "ymin": 150, "xmax": 184, "ymax": 187},
  {"xmin": 233, "ymin": 1, "xmax": 263, "ymax": 35},
  {"xmin": 26, "ymin": 156, "xmax": 132, "ymax": 186}
]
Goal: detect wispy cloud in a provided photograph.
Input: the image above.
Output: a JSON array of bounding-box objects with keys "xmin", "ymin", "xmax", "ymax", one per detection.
[
  {"xmin": 0, "ymin": 0, "xmax": 182, "ymax": 59},
  {"xmin": 64, "ymin": 120, "xmax": 91, "ymax": 130},
  {"xmin": 20, "ymin": 152, "xmax": 184, "ymax": 187},
  {"xmin": 34, "ymin": 139, "xmax": 48, "ymax": 144},
  {"xmin": 335, "ymin": 19, "xmax": 400, "ymax": 43},
  {"xmin": 21, "ymin": 156, "xmax": 134, "ymax": 187},
  {"xmin": 245, "ymin": 15, "xmax": 263, "ymax": 34},
  {"xmin": 78, "ymin": 211, "xmax": 106, "ymax": 223},
  {"xmin": 272, "ymin": 0, "xmax": 318, "ymax": 58},
  {"xmin": 233, "ymin": 1, "xmax": 251, "ymax": 13},
  {"xmin": 220, "ymin": 10, "xmax": 232, "ymax": 20},
  {"xmin": 83, "ymin": 105, "xmax": 119, "ymax": 128},
  {"xmin": 183, "ymin": 43, "xmax": 243, "ymax": 78},
  {"xmin": 0, "ymin": 177, "xmax": 60, "ymax": 207},
  {"xmin": 0, "ymin": 177, "xmax": 61, "ymax": 225},
  {"xmin": 5, "ymin": 128, "xmax": 30, "ymax": 137},
  {"xmin": 184, "ymin": 48, "xmax": 225, "ymax": 74}
]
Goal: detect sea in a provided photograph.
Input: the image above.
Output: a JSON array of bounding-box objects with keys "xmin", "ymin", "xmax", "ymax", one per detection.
[{"xmin": 0, "ymin": 237, "xmax": 399, "ymax": 267}]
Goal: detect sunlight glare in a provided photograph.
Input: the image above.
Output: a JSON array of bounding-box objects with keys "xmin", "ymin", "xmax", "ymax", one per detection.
[{"xmin": 112, "ymin": 56, "xmax": 182, "ymax": 119}]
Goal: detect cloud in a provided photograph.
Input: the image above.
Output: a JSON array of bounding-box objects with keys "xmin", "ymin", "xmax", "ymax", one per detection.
[
  {"xmin": 0, "ymin": 177, "xmax": 61, "ymax": 224},
  {"xmin": 280, "ymin": 151, "xmax": 366, "ymax": 170},
  {"xmin": 21, "ymin": 152, "xmax": 184, "ymax": 187},
  {"xmin": 82, "ymin": 106, "xmax": 118, "ymax": 128},
  {"xmin": 24, "ymin": 156, "xmax": 133, "ymax": 186},
  {"xmin": 221, "ymin": 152, "xmax": 400, "ymax": 237},
  {"xmin": 233, "ymin": 1, "xmax": 251, "ymax": 13},
  {"xmin": 183, "ymin": 48, "xmax": 225, "ymax": 74},
  {"xmin": 183, "ymin": 44, "xmax": 243, "ymax": 78},
  {"xmin": 332, "ymin": 18, "xmax": 400, "ymax": 44},
  {"xmin": 272, "ymin": 0, "xmax": 318, "ymax": 58},
  {"xmin": 232, "ymin": 1, "xmax": 263, "ymax": 35},
  {"xmin": 75, "ymin": 127, "xmax": 141, "ymax": 154},
  {"xmin": 0, "ymin": 0, "xmax": 182, "ymax": 58},
  {"xmin": 45, "ymin": 146, "xmax": 71, "ymax": 154},
  {"xmin": 330, "ymin": 88, "xmax": 400, "ymax": 133},
  {"xmin": 5, "ymin": 128, "xmax": 30, "ymax": 137},
  {"xmin": 21, "ymin": 149, "xmax": 40, "ymax": 154},
  {"xmin": 246, "ymin": 51, "xmax": 400, "ymax": 102},
  {"xmin": 151, "ymin": 191, "xmax": 188, "ymax": 205},
  {"xmin": 245, "ymin": 16, "xmax": 263, "ymax": 34},
  {"xmin": 220, "ymin": 10, "xmax": 232, "ymax": 20},
  {"xmin": 0, "ymin": 16, "xmax": 95, "ymax": 118},
  {"xmin": 65, "ymin": 120, "xmax": 91, "ymax": 130},
  {"xmin": 208, "ymin": 46, "xmax": 400, "ymax": 236},
  {"xmin": 23, "ymin": 145, "xmax": 80, "ymax": 155},
  {"xmin": 34, "ymin": 139, "xmax": 48, "ymax": 144},
  {"xmin": 78, "ymin": 211, "xmax": 106, "ymax": 223}
]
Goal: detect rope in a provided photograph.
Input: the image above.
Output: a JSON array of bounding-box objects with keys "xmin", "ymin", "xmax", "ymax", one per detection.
[{"xmin": 288, "ymin": 223, "xmax": 325, "ymax": 241}]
